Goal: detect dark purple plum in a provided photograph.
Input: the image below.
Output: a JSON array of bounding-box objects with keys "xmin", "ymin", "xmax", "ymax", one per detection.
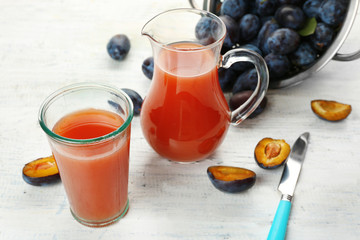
[
  {"xmin": 256, "ymin": 0, "xmax": 278, "ymax": 16},
  {"xmin": 257, "ymin": 19, "xmax": 280, "ymax": 55},
  {"xmin": 310, "ymin": 22, "xmax": 334, "ymax": 51},
  {"xmin": 219, "ymin": 15, "xmax": 240, "ymax": 53},
  {"xmin": 290, "ymin": 42, "xmax": 318, "ymax": 67},
  {"xmin": 107, "ymin": 34, "xmax": 131, "ymax": 61},
  {"xmin": 218, "ymin": 67, "xmax": 239, "ymax": 92},
  {"xmin": 231, "ymin": 44, "xmax": 262, "ymax": 72},
  {"xmin": 260, "ymin": 16, "xmax": 274, "ymax": 25},
  {"xmin": 121, "ymin": 88, "xmax": 143, "ymax": 116},
  {"xmin": 275, "ymin": 5, "xmax": 306, "ymax": 30},
  {"xmin": 302, "ymin": 0, "xmax": 322, "ymax": 18},
  {"xmin": 195, "ymin": 16, "xmax": 218, "ymax": 45},
  {"xmin": 142, "ymin": 57, "xmax": 154, "ymax": 80},
  {"xmin": 278, "ymin": 0, "xmax": 305, "ymax": 5},
  {"xmin": 207, "ymin": 166, "xmax": 256, "ymax": 193},
  {"xmin": 265, "ymin": 53, "xmax": 292, "ymax": 79},
  {"xmin": 267, "ymin": 28, "xmax": 300, "ymax": 54},
  {"xmin": 220, "ymin": 0, "xmax": 248, "ymax": 20},
  {"xmin": 248, "ymin": 0, "xmax": 257, "ymax": 14},
  {"xmin": 229, "ymin": 90, "xmax": 268, "ymax": 118},
  {"xmin": 232, "ymin": 68, "xmax": 258, "ymax": 94},
  {"xmin": 318, "ymin": 0, "xmax": 348, "ymax": 26},
  {"xmin": 239, "ymin": 14, "xmax": 261, "ymax": 42}
]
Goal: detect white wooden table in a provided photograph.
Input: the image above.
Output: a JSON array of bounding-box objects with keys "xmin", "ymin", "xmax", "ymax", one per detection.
[{"xmin": 1, "ymin": 1, "xmax": 359, "ymax": 239}]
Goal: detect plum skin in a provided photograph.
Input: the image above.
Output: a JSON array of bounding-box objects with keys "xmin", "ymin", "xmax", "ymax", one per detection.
[
  {"xmin": 121, "ymin": 88, "xmax": 143, "ymax": 116},
  {"xmin": 267, "ymin": 28, "xmax": 301, "ymax": 55},
  {"xmin": 142, "ymin": 57, "xmax": 154, "ymax": 80},
  {"xmin": 107, "ymin": 34, "xmax": 131, "ymax": 61},
  {"xmin": 229, "ymin": 90, "xmax": 268, "ymax": 119},
  {"xmin": 207, "ymin": 166, "xmax": 256, "ymax": 193},
  {"xmin": 275, "ymin": 5, "xmax": 306, "ymax": 30}
]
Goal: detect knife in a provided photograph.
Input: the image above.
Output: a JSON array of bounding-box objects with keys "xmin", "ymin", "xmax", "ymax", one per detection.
[{"xmin": 267, "ymin": 132, "xmax": 310, "ymax": 240}]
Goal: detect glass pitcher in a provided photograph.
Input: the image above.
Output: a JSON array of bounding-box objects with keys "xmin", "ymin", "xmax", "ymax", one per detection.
[{"xmin": 140, "ymin": 8, "xmax": 269, "ymax": 163}]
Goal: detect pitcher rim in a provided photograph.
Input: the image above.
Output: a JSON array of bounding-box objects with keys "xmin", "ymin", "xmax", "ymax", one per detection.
[{"xmin": 141, "ymin": 8, "xmax": 226, "ymax": 52}]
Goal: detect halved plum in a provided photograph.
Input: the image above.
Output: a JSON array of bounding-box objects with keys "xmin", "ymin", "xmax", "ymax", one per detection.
[
  {"xmin": 254, "ymin": 138, "xmax": 291, "ymax": 169},
  {"xmin": 207, "ymin": 166, "xmax": 256, "ymax": 193},
  {"xmin": 22, "ymin": 155, "xmax": 60, "ymax": 186},
  {"xmin": 311, "ymin": 100, "xmax": 351, "ymax": 121}
]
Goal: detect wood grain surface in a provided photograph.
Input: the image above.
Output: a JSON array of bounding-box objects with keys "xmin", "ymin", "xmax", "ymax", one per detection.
[{"xmin": 0, "ymin": 0, "xmax": 359, "ymax": 239}]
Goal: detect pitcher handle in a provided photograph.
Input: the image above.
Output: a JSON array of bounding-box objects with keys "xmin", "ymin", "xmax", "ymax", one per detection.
[
  {"xmin": 333, "ymin": 49, "xmax": 360, "ymax": 61},
  {"xmin": 221, "ymin": 48, "xmax": 269, "ymax": 125},
  {"xmin": 188, "ymin": 0, "xmax": 199, "ymax": 9},
  {"xmin": 189, "ymin": 0, "xmax": 216, "ymax": 13}
]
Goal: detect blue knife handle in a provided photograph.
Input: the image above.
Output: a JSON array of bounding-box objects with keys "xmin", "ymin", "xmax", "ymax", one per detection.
[{"xmin": 267, "ymin": 199, "xmax": 292, "ymax": 240}]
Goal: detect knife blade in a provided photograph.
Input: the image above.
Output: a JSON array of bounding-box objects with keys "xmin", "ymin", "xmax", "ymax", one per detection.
[{"xmin": 267, "ymin": 132, "xmax": 310, "ymax": 240}]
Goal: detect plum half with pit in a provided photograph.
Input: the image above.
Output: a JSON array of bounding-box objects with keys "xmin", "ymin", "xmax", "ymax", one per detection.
[
  {"xmin": 207, "ymin": 166, "xmax": 256, "ymax": 193},
  {"xmin": 254, "ymin": 138, "xmax": 291, "ymax": 169}
]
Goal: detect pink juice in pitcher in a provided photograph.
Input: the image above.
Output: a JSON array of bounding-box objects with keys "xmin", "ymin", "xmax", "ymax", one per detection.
[{"xmin": 140, "ymin": 42, "xmax": 230, "ymax": 162}]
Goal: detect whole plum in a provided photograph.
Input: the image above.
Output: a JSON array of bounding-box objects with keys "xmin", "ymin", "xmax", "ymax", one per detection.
[
  {"xmin": 208, "ymin": 0, "xmax": 348, "ymax": 85},
  {"xmin": 302, "ymin": 0, "xmax": 322, "ymax": 18},
  {"xmin": 257, "ymin": 19, "xmax": 279, "ymax": 55},
  {"xmin": 229, "ymin": 90, "xmax": 268, "ymax": 118},
  {"xmin": 195, "ymin": 16, "xmax": 218, "ymax": 45},
  {"xmin": 219, "ymin": 15, "xmax": 240, "ymax": 53},
  {"xmin": 142, "ymin": 57, "xmax": 154, "ymax": 80},
  {"xmin": 256, "ymin": 0, "xmax": 278, "ymax": 16},
  {"xmin": 221, "ymin": 0, "xmax": 248, "ymax": 20},
  {"xmin": 218, "ymin": 67, "xmax": 239, "ymax": 92},
  {"xmin": 278, "ymin": 0, "xmax": 305, "ymax": 5},
  {"xmin": 239, "ymin": 14, "xmax": 261, "ymax": 42},
  {"xmin": 232, "ymin": 68, "xmax": 258, "ymax": 94},
  {"xmin": 231, "ymin": 44, "xmax": 262, "ymax": 72},
  {"xmin": 310, "ymin": 22, "xmax": 334, "ymax": 51},
  {"xmin": 121, "ymin": 88, "xmax": 143, "ymax": 116},
  {"xmin": 275, "ymin": 5, "xmax": 306, "ymax": 30},
  {"xmin": 290, "ymin": 42, "xmax": 317, "ymax": 67},
  {"xmin": 267, "ymin": 28, "xmax": 300, "ymax": 55},
  {"xmin": 107, "ymin": 34, "xmax": 131, "ymax": 61},
  {"xmin": 265, "ymin": 53, "xmax": 292, "ymax": 79},
  {"xmin": 318, "ymin": 0, "xmax": 348, "ymax": 26},
  {"xmin": 248, "ymin": 0, "xmax": 257, "ymax": 14}
]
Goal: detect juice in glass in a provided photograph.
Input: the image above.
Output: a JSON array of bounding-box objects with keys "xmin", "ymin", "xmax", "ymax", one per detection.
[
  {"xmin": 140, "ymin": 42, "xmax": 230, "ymax": 162},
  {"xmin": 39, "ymin": 83, "xmax": 133, "ymax": 227},
  {"xmin": 51, "ymin": 108, "xmax": 130, "ymax": 224}
]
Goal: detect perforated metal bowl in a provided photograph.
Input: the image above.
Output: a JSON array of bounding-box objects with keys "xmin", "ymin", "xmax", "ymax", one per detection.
[{"xmin": 189, "ymin": 0, "xmax": 360, "ymax": 89}]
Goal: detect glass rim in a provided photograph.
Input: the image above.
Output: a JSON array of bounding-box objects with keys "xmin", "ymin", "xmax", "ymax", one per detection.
[
  {"xmin": 141, "ymin": 8, "xmax": 226, "ymax": 52},
  {"xmin": 38, "ymin": 82, "xmax": 134, "ymax": 145}
]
